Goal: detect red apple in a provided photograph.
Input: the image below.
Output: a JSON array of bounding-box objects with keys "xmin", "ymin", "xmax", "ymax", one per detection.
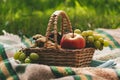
[{"xmin": 60, "ymin": 33, "xmax": 86, "ymax": 49}]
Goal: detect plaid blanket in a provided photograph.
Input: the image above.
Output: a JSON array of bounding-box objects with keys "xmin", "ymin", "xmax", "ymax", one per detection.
[
  {"xmin": 0, "ymin": 28, "xmax": 120, "ymax": 80},
  {"xmin": 0, "ymin": 44, "xmax": 120, "ymax": 80}
]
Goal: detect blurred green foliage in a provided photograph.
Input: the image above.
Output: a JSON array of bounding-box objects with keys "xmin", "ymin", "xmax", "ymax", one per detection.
[{"xmin": 0, "ymin": 0, "xmax": 120, "ymax": 36}]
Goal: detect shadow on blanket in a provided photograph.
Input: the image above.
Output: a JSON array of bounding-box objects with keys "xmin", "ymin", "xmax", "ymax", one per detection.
[{"xmin": 0, "ymin": 28, "xmax": 120, "ymax": 80}]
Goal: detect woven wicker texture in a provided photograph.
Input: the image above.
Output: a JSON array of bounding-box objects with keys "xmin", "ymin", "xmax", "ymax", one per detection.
[
  {"xmin": 23, "ymin": 10, "xmax": 95, "ymax": 67},
  {"xmin": 44, "ymin": 10, "xmax": 73, "ymax": 49}
]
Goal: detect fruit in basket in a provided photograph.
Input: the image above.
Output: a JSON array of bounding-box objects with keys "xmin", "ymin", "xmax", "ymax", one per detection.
[
  {"xmin": 87, "ymin": 36, "xmax": 94, "ymax": 42},
  {"xmin": 25, "ymin": 57, "xmax": 31, "ymax": 63},
  {"xmin": 81, "ymin": 29, "xmax": 109, "ymax": 50},
  {"xmin": 18, "ymin": 52, "xmax": 26, "ymax": 61},
  {"xmin": 94, "ymin": 40, "xmax": 101, "ymax": 49},
  {"xmin": 74, "ymin": 29, "xmax": 110, "ymax": 50},
  {"xmin": 74, "ymin": 29, "xmax": 81, "ymax": 34},
  {"xmin": 14, "ymin": 51, "xmax": 40, "ymax": 63},
  {"xmin": 103, "ymin": 40, "xmax": 109, "ymax": 47},
  {"xmin": 32, "ymin": 34, "xmax": 46, "ymax": 47},
  {"xmin": 14, "ymin": 51, "xmax": 22, "ymax": 60},
  {"xmin": 60, "ymin": 33, "xmax": 86, "ymax": 49},
  {"xmin": 30, "ymin": 53, "xmax": 39, "ymax": 61}
]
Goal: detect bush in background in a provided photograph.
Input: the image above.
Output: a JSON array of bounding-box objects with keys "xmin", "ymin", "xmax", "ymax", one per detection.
[{"xmin": 0, "ymin": 0, "xmax": 120, "ymax": 36}]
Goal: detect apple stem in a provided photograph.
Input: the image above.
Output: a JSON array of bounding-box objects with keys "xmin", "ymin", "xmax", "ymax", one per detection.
[
  {"xmin": 72, "ymin": 31, "xmax": 74, "ymax": 38},
  {"xmin": 72, "ymin": 26, "xmax": 75, "ymax": 38}
]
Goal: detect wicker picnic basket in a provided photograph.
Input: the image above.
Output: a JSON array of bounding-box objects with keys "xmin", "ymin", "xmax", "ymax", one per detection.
[{"xmin": 22, "ymin": 10, "xmax": 95, "ymax": 67}]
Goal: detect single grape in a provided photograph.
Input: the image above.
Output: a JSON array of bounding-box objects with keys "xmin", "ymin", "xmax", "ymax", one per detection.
[
  {"xmin": 94, "ymin": 40, "xmax": 101, "ymax": 49},
  {"xmin": 25, "ymin": 57, "xmax": 31, "ymax": 63},
  {"xmin": 103, "ymin": 40, "xmax": 109, "ymax": 47},
  {"xmin": 14, "ymin": 51, "xmax": 22, "ymax": 60},
  {"xmin": 98, "ymin": 38, "xmax": 104, "ymax": 43},
  {"xmin": 19, "ymin": 52, "xmax": 26, "ymax": 61},
  {"xmin": 30, "ymin": 53, "xmax": 39, "ymax": 61},
  {"xmin": 81, "ymin": 31, "xmax": 88, "ymax": 37},
  {"xmin": 74, "ymin": 29, "xmax": 81, "ymax": 34},
  {"xmin": 93, "ymin": 34, "xmax": 102, "ymax": 40},
  {"xmin": 87, "ymin": 30, "xmax": 93, "ymax": 36},
  {"xmin": 87, "ymin": 36, "xmax": 94, "ymax": 43}
]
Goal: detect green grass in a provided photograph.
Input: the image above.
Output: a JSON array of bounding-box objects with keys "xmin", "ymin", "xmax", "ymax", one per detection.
[{"xmin": 0, "ymin": 0, "xmax": 120, "ymax": 36}]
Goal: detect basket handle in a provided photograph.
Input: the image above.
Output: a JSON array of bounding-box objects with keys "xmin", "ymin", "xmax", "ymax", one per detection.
[{"xmin": 44, "ymin": 10, "xmax": 73, "ymax": 49}]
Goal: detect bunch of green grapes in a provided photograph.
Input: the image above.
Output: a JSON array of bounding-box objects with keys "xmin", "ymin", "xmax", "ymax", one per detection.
[
  {"xmin": 74, "ymin": 29, "xmax": 109, "ymax": 50},
  {"xmin": 13, "ymin": 51, "xmax": 39, "ymax": 64}
]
